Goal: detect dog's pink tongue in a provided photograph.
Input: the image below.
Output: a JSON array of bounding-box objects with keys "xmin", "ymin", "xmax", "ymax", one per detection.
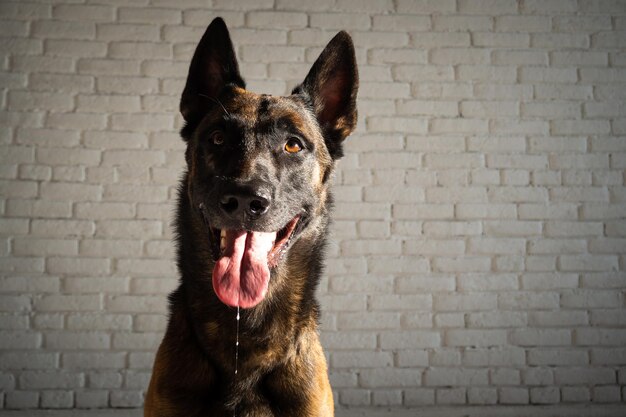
[{"xmin": 212, "ymin": 230, "xmax": 275, "ymax": 308}]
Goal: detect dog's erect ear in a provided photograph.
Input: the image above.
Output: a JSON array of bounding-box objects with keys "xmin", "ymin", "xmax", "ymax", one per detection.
[
  {"xmin": 180, "ymin": 18, "xmax": 245, "ymax": 123},
  {"xmin": 294, "ymin": 31, "xmax": 358, "ymax": 159}
]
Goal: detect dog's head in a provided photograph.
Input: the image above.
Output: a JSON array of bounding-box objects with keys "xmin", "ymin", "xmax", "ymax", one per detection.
[{"xmin": 180, "ymin": 18, "xmax": 358, "ymax": 309}]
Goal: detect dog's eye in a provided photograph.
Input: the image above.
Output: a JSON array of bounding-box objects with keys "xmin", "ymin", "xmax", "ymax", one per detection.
[
  {"xmin": 210, "ymin": 131, "xmax": 224, "ymax": 146},
  {"xmin": 284, "ymin": 137, "xmax": 303, "ymax": 154}
]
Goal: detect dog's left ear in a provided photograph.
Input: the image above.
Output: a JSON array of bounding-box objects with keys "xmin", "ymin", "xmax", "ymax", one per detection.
[
  {"xmin": 180, "ymin": 17, "xmax": 245, "ymax": 124},
  {"xmin": 294, "ymin": 31, "xmax": 358, "ymax": 159}
]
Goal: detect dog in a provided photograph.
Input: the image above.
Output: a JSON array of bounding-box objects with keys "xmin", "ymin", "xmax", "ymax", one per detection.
[{"xmin": 144, "ymin": 18, "xmax": 358, "ymax": 417}]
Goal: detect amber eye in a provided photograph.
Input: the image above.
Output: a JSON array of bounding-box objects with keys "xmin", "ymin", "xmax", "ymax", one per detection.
[
  {"xmin": 284, "ymin": 138, "xmax": 303, "ymax": 154},
  {"xmin": 210, "ymin": 131, "xmax": 224, "ymax": 145}
]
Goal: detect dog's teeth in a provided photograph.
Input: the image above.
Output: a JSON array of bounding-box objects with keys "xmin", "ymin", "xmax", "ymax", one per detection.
[{"xmin": 219, "ymin": 230, "xmax": 226, "ymax": 251}]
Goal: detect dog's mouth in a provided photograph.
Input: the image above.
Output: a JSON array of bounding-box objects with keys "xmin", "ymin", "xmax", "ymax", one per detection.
[{"xmin": 199, "ymin": 205, "xmax": 302, "ymax": 309}]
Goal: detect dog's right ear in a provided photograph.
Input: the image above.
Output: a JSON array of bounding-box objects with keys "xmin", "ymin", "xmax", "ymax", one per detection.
[{"xmin": 180, "ymin": 18, "xmax": 245, "ymax": 124}]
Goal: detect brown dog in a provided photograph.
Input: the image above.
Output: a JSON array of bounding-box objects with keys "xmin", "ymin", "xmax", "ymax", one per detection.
[{"xmin": 144, "ymin": 17, "xmax": 358, "ymax": 416}]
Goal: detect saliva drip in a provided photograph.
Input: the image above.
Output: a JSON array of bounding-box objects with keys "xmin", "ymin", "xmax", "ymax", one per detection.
[
  {"xmin": 235, "ymin": 306, "xmax": 240, "ymax": 375},
  {"xmin": 233, "ymin": 306, "xmax": 240, "ymax": 417}
]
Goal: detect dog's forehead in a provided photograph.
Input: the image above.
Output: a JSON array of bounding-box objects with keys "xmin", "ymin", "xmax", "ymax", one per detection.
[{"xmin": 224, "ymin": 87, "xmax": 322, "ymax": 141}]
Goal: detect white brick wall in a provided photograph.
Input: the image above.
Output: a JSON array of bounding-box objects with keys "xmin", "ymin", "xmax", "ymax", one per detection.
[{"xmin": 0, "ymin": 0, "xmax": 625, "ymax": 411}]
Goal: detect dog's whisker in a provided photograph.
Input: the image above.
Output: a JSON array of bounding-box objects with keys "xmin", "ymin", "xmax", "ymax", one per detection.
[{"xmin": 199, "ymin": 93, "xmax": 231, "ymax": 118}]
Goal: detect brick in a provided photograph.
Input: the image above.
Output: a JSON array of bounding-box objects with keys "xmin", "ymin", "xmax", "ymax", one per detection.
[
  {"xmin": 433, "ymin": 16, "xmax": 493, "ymax": 32},
  {"xmin": 593, "ymin": 31, "xmax": 626, "ymax": 48},
  {"xmin": 53, "ymin": 4, "xmax": 115, "ymax": 21},
  {"xmin": 493, "ymin": 50, "xmax": 548, "ymax": 66},
  {"xmin": 97, "ymin": 23, "xmax": 159, "ymax": 42},
  {"xmin": 0, "ymin": 352, "xmax": 58, "ymax": 370},
  {"xmin": 425, "ymin": 153, "xmax": 484, "ymax": 169},
  {"xmin": 555, "ymin": 367, "xmax": 616, "ymax": 385},
  {"xmin": 521, "ymin": 272, "xmax": 579, "ymax": 290},
  {"xmin": 431, "ymin": 48, "xmax": 490, "ymax": 65},
  {"xmin": 35, "ymin": 295, "xmax": 102, "ymax": 312},
  {"xmin": 359, "ymin": 368, "xmax": 421, "ymax": 387},
  {"xmin": 496, "ymin": 16, "xmax": 550, "ymax": 32},
  {"xmin": 46, "ymin": 113, "xmax": 107, "ymax": 130},
  {"xmin": 522, "ymin": 0, "xmax": 578, "ymax": 13},
  {"xmin": 65, "ymin": 277, "xmax": 129, "ymax": 294},
  {"xmin": 47, "ymin": 257, "xmax": 111, "ymax": 276},
  {"xmin": 62, "ymin": 352, "xmax": 126, "ymax": 369},
  {"xmin": 46, "ymin": 332, "xmax": 110, "ymax": 350},
  {"xmin": 0, "ymin": 2, "xmax": 50, "ymax": 19},
  {"xmin": 247, "ymin": 11, "xmax": 307, "ymax": 29},
  {"xmin": 109, "ymin": 41, "xmax": 171, "ymax": 59},
  {"xmin": 468, "ymin": 387, "xmax": 498, "ymax": 405},
  {"xmin": 530, "ymin": 387, "xmax": 560, "ymax": 404},
  {"xmin": 75, "ymin": 390, "xmax": 108, "ymax": 408},
  {"xmin": 528, "ymin": 349, "xmax": 588, "ymax": 366},
  {"xmin": 96, "ymin": 76, "xmax": 159, "ymax": 95},
  {"xmin": 467, "ymin": 311, "xmax": 527, "ymax": 328},
  {"xmin": 0, "ymin": 19, "xmax": 27, "ymax": 36},
  {"xmin": 67, "ymin": 314, "xmax": 132, "ymax": 331},
  {"xmin": 395, "ymin": 0, "xmax": 454, "ymax": 13},
  {"xmin": 31, "ymin": 220, "xmax": 95, "ymax": 238},
  {"xmin": 532, "ymin": 33, "xmax": 590, "ymax": 49},
  {"xmin": 110, "ymin": 111, "xmax": 172, "ymax": 131},
  {"xmin": 499, "ymin": 292, "xmax": 560, "ymax": 310},
  {"xmin": 529, "ymin": 311, "xmax": 588, "ymax": 327},
  {"xmin": 459, "ymin": 0, "xmax": 518, "ymax": 14},
  {"xmin": 0, "ymin": 295, "xmax": 31, "ymax": 313},
  {"xmin": 373, "ymin": 15, "xmax": 430, "ymax": 32},
  {"xmin": 19, "ymin": 371, "xmax": 84, "ymax": 389},
  {"xmin": 331, "ymin": 351, "xmax": 393, "ymax": 369},
  {"xmin": 40, "ymin": 183, "xmax": 103, "ymax": 203},
  {"xmin": 88, "ymin": 371, "xmax": 122, "ymax": 389},
  {"xmin": 106, "ymin": 295, "xmax": 167, "ymax": 314},
  {"xmin": 404, "ymin": 388, "xmax": 435, "ymax": 406},
  {"xmin": 13, "ymin": 238, "xmax": 77, "ymax": 257},
  {"xmin": 393, "ymin": 65, "xmax": 454, "ymax": 82},
  {"xmin": 5, "ymin": 198, "xmax": 70, "ymax": 220},
  {"xmin": 520, "ymin": 67, "xmax": 578, "ymax": 84},
  {"xmin": 432, "ymin": 119, "xmax": 489, "ymax": 135},
  {"xmin": 46, "ymin": 39, "xmax": 106, "ymax": 57},
  {"xmin": 29, "ymin": 74, "xmax": 94, "ymax": 93},
  {"xmin": 360, "ymin": 82, "xmax": 411, "ymax": 99},
  {"xmin": 366, "ymin": 117, "xmax": 428, "ymax": 134},
  {"xmin": 110, "ymin": 390, "xmax": 143, "ymax": 408},
  {"xmin": 379, "ymin": 332, "xmax": 441, "ymax": 349},
  {"xmin": 462, "ymin": 65, "xmax": 519, "ymax": 82},
  {"xmin": 119, "ymin": 7, "xmax": 180, "ymax": 24},
  {"xmin": 117, "ymin": 259, "xmax": 176, "ymax": 276},
  {"xmin": 510, "ymin": 329, "xmax": 572, "ymax": 346},
  {"xmin": 134, "ymin": 314, "xmax": 167, "ymax": 332},
  {"xmin": 309, "ymin": 13, "xmax": 370, "ymax": 31},
  {"xmin": 458, "ymin": 273, "xmax": 519, "ymax": 291},
  {"xmin": 5, "ymin": 391, "xmax": 39, "ymax": 409},
  {"xmin": 8, "ymin": 91, "xmax": 74, "ymax": 111},
  {"xmin": 473, "ymin": 32, "xmax": 529, "ymax": 48},
  {"xmin": 113, "ymin": 333, "xmax": 162, "ymax": 350},
  {"xmin": 426, "ymin": 367, "xmax": 489, "ymax": 388},
  {"xmin": 338, "ymin": 389, "xmax": 370, "ymax": 406},
  {"xmin": 369, "ymin": 49, "xmax": 426, "ymax": 66},
  {"xmin": 32, "ymin": 20, "xmax": 95, "ymax": 40},
  {"xmin": 552, "ymin": 51, "xmax": 609, "ymax": 67}
]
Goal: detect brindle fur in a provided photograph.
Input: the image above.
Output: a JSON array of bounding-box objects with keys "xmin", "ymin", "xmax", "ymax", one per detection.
[{"xmin": 145, "ymin": 18, "xmax": 357, "ymax": 417}]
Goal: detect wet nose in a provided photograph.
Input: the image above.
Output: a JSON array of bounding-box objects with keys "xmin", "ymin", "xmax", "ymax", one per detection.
[{"xmin": 219, "ymin": 190, "xmax": 271, "ymax": 219}]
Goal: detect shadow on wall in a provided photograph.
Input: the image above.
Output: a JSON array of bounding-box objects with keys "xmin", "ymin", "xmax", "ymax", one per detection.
[{"xmin": 0, "ymin": 0, "xmax": 625, "ymax": 411}]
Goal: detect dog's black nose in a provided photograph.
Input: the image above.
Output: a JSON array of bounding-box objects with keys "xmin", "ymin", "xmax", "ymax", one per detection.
[{"xmin": 220, "ymin": 191, "xmax": 271, "ymax": 219}]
